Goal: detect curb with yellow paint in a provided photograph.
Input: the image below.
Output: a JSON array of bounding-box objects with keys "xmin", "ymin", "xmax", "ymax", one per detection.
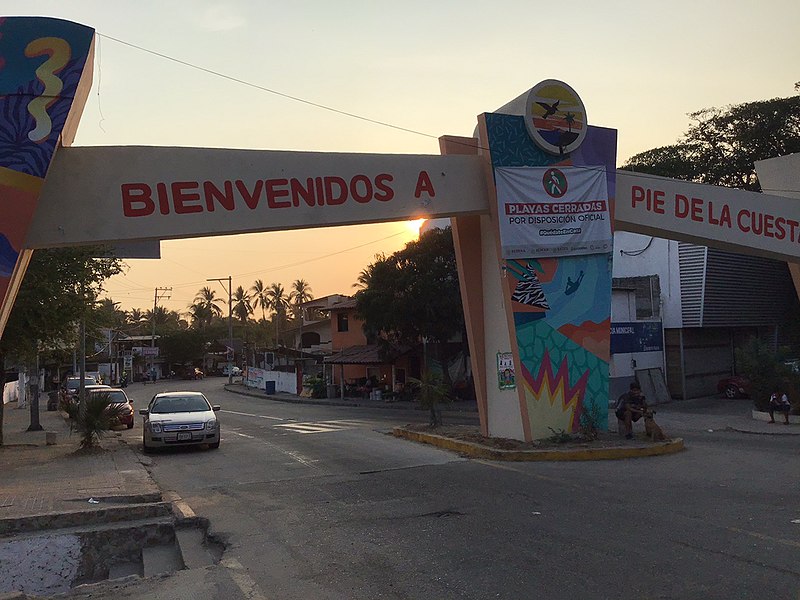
[{"xmin": 392, "ymin": 427, "xmax": 685, "ymax": 461}]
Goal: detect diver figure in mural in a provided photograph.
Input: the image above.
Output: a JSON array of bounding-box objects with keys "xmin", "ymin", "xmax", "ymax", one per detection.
[{"xmin": 565, "ymin": 270, "xmax": 585, "ymax": 295}]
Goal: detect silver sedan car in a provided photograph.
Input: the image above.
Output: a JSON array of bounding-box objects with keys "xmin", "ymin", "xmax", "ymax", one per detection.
[{"xmin": 140, "ymin": 391, "xmax": 220, "ymax": 453}]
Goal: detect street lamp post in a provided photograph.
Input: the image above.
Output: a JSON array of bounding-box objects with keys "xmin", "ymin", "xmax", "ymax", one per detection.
[{"xmin": 208, "ymin": 276, "xmax": 233, "ymax": 384}]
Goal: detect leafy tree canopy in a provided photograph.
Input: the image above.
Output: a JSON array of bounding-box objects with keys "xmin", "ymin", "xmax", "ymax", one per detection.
[
  {"xmin": 1, "ymin": 247, "xmax": 123, "ymax": 361},
  {"xmin": 622, "ymin": 92, "xmax": 800, "ymax": 191},
  {"xmin": 158, "ymin": 328, "xmax": 210, "ymax": 366},
  {"xmin": 355, "ymin": 227, "xmax": 463, "ymax": 348}
]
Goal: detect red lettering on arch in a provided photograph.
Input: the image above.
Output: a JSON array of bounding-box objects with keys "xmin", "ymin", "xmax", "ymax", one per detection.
[
  {"xmin": 414, "ymin": 171, "xmax": 435, "ymax": 198},
  {"xmin": 121, "ymin": 183, "xmax": 154, "ymax": 217}
]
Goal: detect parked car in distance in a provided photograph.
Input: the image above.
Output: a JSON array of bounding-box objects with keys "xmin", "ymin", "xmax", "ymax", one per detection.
[
  {"xmin": 58, "ymin": 377, "xmax": 100, "ymax": 410},
  {"xmin": 717, "ymin": 375, "xmax": 751, "ymax": 399},
  {"xmin": 222, "ymin": 365, "xmax": 242, "ymax": 377},
  {"xmin": 62, "ymin": 376, "xmax": 98, "ymax": 395},
  {"xmin": 87, "ymin": 387, "xmax": 135, "ymax": 429},
  {"xmin": 140, "ymin": 391, "xmax": 220, "ymax": 453}
]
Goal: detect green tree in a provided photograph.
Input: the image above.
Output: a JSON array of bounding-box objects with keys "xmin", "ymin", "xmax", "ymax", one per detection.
[
  {"xmin": 94, "ymin": 298, "xmax": 127, "ymax": 330},
  {"xmin": 250, "ymin": 279, "xmax": 269, "ymax": 322},
  {"xmin": 622, "ymin": 92, "xmax": 800, "ymax": 191},
  {"xmin": 159, "ymin": 329, "xmax": 209, "ymax": 366},
  {"xmin": 194, "ymin": 286, "xmax": 223, "ymax": 319},
  {"xmin": 289, "ymin": 279, "xmax": 313, "ymax": 319},
  {"xmin": 126, "ymin": 308, "xmax": 147, "ymax": 335},
  {"xmin": 232, "ymin": 286, "xmax": 253, "ymax": 324},
  {"xmin": 354, "ymin": 227, "xmax": 464, "ymax": 388},
  {"xmin": 266, "ymin": 282, "xmax": 289, "ymax": 346},
  {"xmin": 145, "ymin": 305, "xmax": 185, "ymax": 336},
  {"xmin": 290, "ymin": 279, "xmax": 313, "ymax": 349},
  {"xmin": 0, "ymin": 247, "xmax": 123, "ymax": 445}
]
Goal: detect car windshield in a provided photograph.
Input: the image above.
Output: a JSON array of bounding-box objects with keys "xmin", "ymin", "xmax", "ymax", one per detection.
[
  {"xmin": 151, "ymin": 395, "xmax": 210, "ymax": 414},
  {"xmin": 89, "ymin": 390, "xmax": 128, "ymax": 404},
  {"xmin": 67, "ymin": 379, "xmax": 96, "ymax": 390}
]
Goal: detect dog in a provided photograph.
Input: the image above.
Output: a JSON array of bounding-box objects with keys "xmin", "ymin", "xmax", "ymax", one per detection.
[{"xmin": 643, "ymin": 409, "xmax": 667, "ymax": 441}]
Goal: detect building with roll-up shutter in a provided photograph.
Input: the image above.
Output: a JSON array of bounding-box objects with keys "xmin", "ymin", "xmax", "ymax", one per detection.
[{"xmin": 612, "ymin": 231, "xmax": 797, "ymax": 400}]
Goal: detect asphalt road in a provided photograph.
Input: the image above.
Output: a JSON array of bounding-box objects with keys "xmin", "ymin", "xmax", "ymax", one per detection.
[{"xmin": 110, "ymin": 378, "xmax": 800, "ymax": 600}]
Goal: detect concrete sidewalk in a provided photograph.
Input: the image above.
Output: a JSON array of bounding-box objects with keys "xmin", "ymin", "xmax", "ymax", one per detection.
[
  {"xmin": 224, "ymin": 382, "xmax": 479, "ymax": 416},
  {"xmin": 0, "ymin": 396, "xmax": 160, "ymax": 532},
  {"xmin": 225, "ymin": 383, "xmax": 799, "ymax": 435}
]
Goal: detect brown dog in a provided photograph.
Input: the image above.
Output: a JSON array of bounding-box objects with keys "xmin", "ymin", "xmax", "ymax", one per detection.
[{"xmin": 643, "ymin": 409, "xmax": 667, "ymax": 441}]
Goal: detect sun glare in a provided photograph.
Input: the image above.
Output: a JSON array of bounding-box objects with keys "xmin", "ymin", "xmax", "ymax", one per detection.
[{"xmin": 406, "ymin": 218, "xmax": 426, "ymax": 238}]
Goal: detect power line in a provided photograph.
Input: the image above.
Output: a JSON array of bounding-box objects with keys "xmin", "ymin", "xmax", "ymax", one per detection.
[{"xmin": 96, "ymin": 32, "xmax": 440, "ymax": 142}]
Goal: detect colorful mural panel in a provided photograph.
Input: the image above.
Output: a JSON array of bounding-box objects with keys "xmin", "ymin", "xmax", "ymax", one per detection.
[
  {"xmin": 485, "ymin": 112, "xmax": 616, "ymax": 439},
  {"xmin": 0, "ymin": 17, "xmax": 94, "ymax": 331}
]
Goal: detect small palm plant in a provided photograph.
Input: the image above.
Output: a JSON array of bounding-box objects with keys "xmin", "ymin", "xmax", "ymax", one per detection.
[
  {"xmin": 63, "ymin": 391, "xmax": 127, "ymax": 450},
  {"xmin": 408, "ymin": 371, "xmax": 451, "ymax": 427}
]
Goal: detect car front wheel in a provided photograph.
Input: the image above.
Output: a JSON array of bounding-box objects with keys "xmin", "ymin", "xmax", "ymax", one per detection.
[
  {"xmin": 724, "ymin": 384, "xmax": 739, "ymax": 399},
  {"xmin": 142, "ymin": 434, "xmax": 153, "ymax": 454},
  {"xmin": 208, "ymin": 441, "xmax": 220, "ymax": 449}
]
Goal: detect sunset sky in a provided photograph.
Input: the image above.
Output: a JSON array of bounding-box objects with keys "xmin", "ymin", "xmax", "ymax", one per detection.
[{"xmin": 6, "ymin": 1, "xmax": 799, "ymax": 314}]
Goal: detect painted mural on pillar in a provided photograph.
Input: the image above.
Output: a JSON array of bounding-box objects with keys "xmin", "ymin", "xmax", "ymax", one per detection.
[
  {"xmin": 484, "ymin": 112, "xmax": 616, "ymax": 439},
  {"xmin": 0, "ymin": 16, "xmax": 94, "ymax": 316}
]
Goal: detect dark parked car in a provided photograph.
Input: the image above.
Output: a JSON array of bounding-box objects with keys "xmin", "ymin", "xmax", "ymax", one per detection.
[
  {"xmin": 87, "ymin": 387, "xmax": 135, "ymax": 429},
  {"xmin": 717, "ymin": 375, "xmax": 751, "ymax": 399}
]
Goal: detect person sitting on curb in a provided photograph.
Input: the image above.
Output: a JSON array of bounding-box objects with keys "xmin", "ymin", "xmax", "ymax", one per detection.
[
  {"xmin": 615, "ymin": 381, "xmax": 647, "ymax": 439},
  {"xmin": 768, "ymin": 390, "xmax": 791, "ymax": 424}
]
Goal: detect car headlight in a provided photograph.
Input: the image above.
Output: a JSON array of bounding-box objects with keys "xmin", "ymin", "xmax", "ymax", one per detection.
[
  {"xmin": 205, "ymin": 419, "xmax": 217, "ymax": 431},
  {"xmin": 150, "ymin": 422, "xmax": 162, "ymax": 434}
]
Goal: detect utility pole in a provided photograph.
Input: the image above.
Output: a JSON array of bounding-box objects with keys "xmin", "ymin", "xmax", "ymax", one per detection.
[
  {"xmin": 150, "ymin": 287, "xmax": 172, "ymax": 383},
  {"xmin": 208, "ymin": 276, "xmax": 233, "ymax": 384}
]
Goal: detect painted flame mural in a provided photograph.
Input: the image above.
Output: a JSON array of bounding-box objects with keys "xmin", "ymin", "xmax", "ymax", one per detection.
[{"xmin": 484, "ymin": 112, "xmax": 616, "ymax": 439}]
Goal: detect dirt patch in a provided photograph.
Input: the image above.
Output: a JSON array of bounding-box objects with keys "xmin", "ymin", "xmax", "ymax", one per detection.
[{"xmin": 402, "ymin": 424, "xmax": 657, "ymax": 449}]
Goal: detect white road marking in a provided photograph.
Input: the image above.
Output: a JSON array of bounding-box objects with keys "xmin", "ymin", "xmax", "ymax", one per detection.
[
  {"xmin": 221, "ymin": 557, "xmax": 268, "ymax": 600},
  {"xmin": 230, "ymin": 431, "xmax": 256, "ymax": 439},
  {"xmin": 222, "ymin": 409, "xmax": 284, "ymax": 421},
  {"xmin": 274, "ymin": 419, "xmax": 370, "ymax": 434}
]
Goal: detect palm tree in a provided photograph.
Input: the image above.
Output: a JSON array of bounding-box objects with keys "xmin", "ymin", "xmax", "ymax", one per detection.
[
  {"xmin": 145, "ymin": 305, "xmax": 184, "ymax": 335},
  {"xmin": 194, "ymin": 286, "xmax": 223, "ymax": 319},
  {"xmin": 187, "ymin": 302, "xmax": 213, "ymax": 329},
  {"xmin": 232, "ymin": 286, "xmax": 253, "ymax": 324},
  {"xmin": 289, "ymin": 279, "xmax": 313, "ymax": 349},
  {"xmin": 250, "ymin": 279, "xmax": 269, "ymax": 322},
  {"xmin": 126, "ymin": 308, "xmax": 147, "ymax": 334},
  {"xmin": 289, "ymin": 279, "xmax": 313, "ymax": 318},
  {"xmin": 266, "ymin": 283, "xmax": 289, "ymax": 346},
  {"xmin": 353, "ymin": 254, "xmax": 385, "ymax": 289}
]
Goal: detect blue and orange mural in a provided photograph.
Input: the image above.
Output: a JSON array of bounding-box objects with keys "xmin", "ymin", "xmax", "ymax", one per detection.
[
  {"xmin": 0, "ymin": 16, "xmax": 94, "ymax": 330},
  {"xmin": 484, "ymin": 112, "xmax": 616, "ymax": 439}
]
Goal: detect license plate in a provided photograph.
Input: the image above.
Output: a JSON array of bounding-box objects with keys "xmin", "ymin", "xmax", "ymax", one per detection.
[{"xmin": 177, "ymin": 432, "xmax": 191, "ymax": 441}]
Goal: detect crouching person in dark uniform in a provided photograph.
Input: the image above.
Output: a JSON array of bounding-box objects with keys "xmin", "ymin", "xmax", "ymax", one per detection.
[{"xmin": 615, "ymin": 381, "xmax": 647, "ymax": 440}]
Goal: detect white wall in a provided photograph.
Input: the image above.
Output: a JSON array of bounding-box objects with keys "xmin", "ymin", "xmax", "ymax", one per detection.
[
  {"xmin": 480, "ymin": 215, "xmax": 526, "ymax": 440},
  {"xmin": 612, "ymin": 232, "xmax": 682, "ymax": 328},
  {"xmin": 245, "ymin": 367, "xmax": 298, "ymax": 394}
]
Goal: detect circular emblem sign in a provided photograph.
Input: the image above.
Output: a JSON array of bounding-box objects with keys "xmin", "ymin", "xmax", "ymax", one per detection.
[
  {"xmin": 525, "ymin": 80, "xmax": 587, "ymax": 155},
  {"xmin": 542, "ymin": 168, "xmax": 567, "ymax": 198}
]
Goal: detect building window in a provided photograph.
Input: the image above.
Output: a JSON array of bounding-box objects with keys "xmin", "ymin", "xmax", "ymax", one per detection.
[{"xmin": 337, "ymin": 313, "xmax": 349, "ymax": 332}]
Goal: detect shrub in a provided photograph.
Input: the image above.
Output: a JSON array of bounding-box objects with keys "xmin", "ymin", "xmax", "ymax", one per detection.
[
  {"xmin": 407, "ymin": 371, "xmax": 451, "ymax": 427},
  {"xmin": 63, "ymin": 391, "xmax": 127, "ymax": 450},
  {"xmin": 305, "ymin": 376, "xmax": 327, "ymax": 399},
  {"xmin": 735, "ymin": 337, "xmax": 800, "ymax": 411}
]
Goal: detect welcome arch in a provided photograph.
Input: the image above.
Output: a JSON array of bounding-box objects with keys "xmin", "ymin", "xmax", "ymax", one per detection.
[{"xmin": 3, "ymin": 16, "xmax": 799, "ymax": 440}]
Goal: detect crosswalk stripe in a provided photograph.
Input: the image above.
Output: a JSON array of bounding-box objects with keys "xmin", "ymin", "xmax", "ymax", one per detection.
[{"xmin": 273, "ymin": 420, "xmax": 370, "ymax": 434}]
